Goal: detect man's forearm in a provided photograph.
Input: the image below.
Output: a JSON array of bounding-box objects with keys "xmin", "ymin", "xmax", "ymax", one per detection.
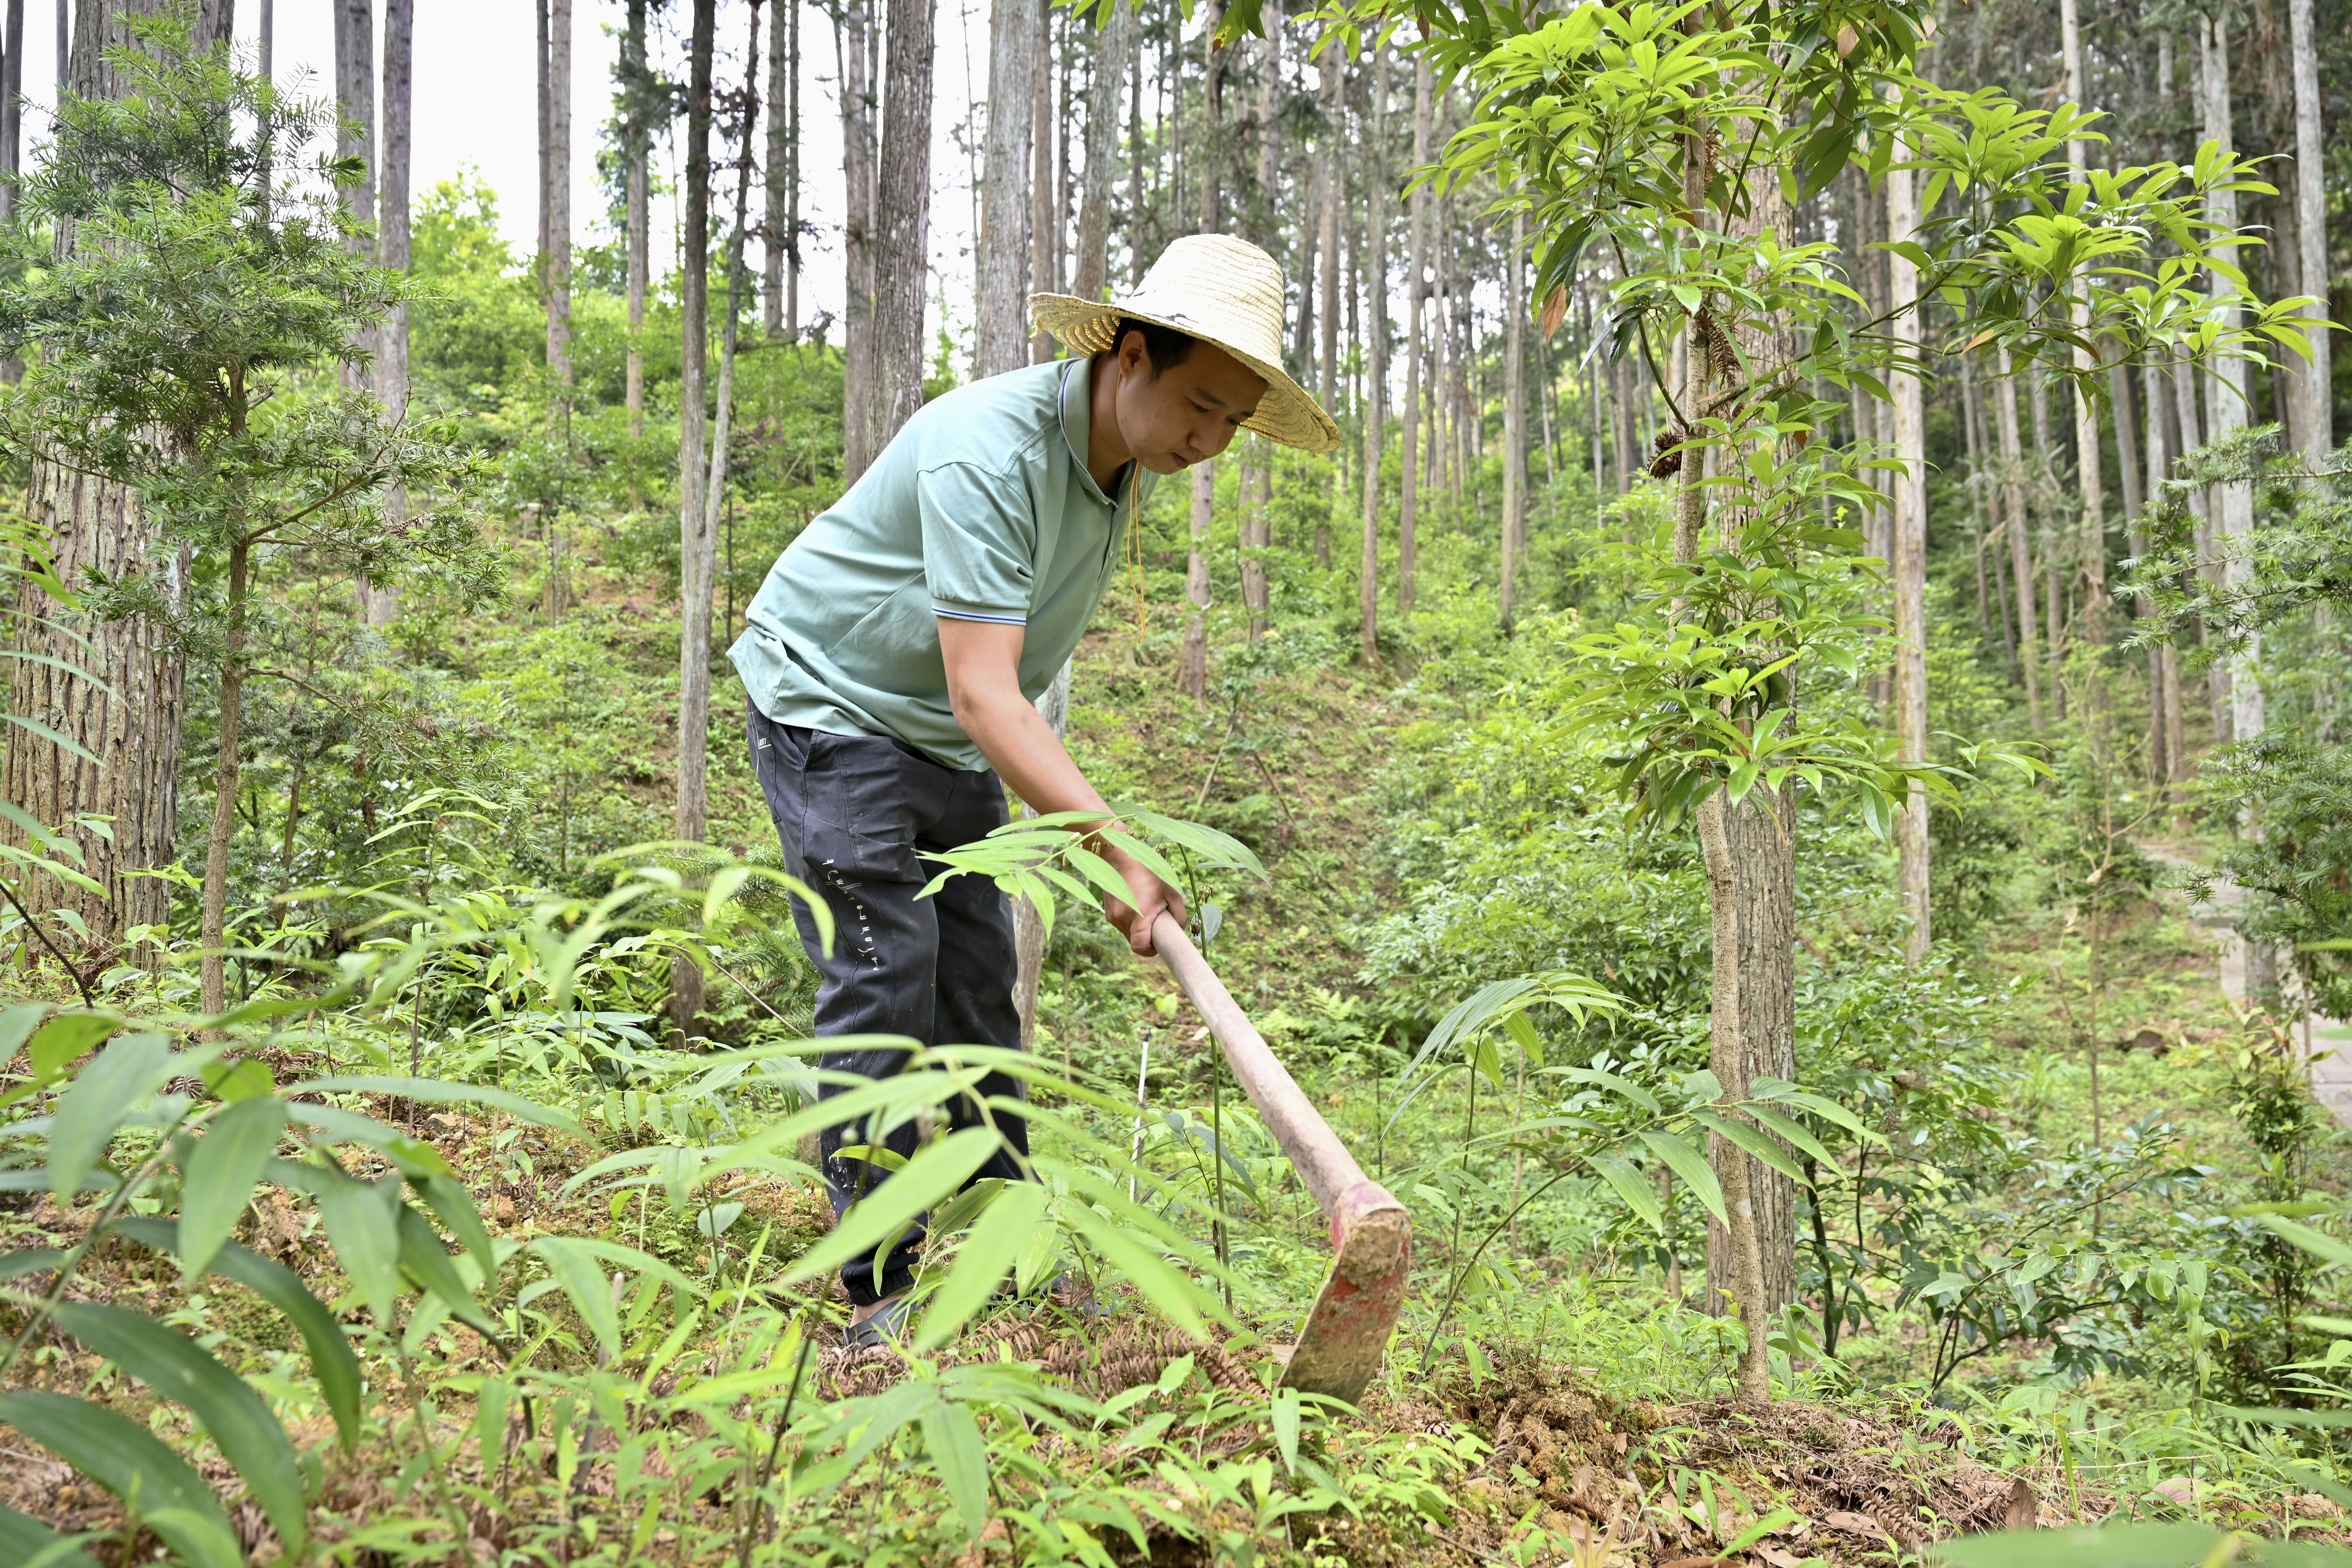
[{"xmin": 954, "ymin": 687, "xmax": 1114, "ymax": 824}]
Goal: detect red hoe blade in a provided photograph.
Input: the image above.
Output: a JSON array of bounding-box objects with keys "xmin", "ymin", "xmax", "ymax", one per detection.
[{"xmin": 1152, "ymin": 914, "xmax": 1412, "ymax": 1406}]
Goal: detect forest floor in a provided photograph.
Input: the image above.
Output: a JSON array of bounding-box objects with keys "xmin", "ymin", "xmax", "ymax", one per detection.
[{"xmin": 6, "ymin": 621, "xmax": 2350, "ymax": 1565}]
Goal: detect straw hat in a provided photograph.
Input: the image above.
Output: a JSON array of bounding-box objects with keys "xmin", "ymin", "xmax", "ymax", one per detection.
[{"xmin": 1029, "ymin": 234, "xmax": 1341, "ymax": 454}]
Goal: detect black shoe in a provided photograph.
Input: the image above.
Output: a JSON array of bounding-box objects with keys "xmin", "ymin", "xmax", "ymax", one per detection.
[{"xmin": 843, "ymin": 1292, "xmax": 915, "ymax": 1350}]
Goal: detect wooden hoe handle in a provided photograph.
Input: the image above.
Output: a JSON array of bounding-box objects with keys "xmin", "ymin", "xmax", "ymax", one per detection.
[{"xmin": 1152, "ymin": 913, "xmax": 1411, "ymax": 1406}]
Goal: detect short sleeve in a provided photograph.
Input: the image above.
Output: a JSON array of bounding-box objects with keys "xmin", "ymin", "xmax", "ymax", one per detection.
[{"xmin": 918, "ymin": 461, "xmax": 1036, "ymax": 625}]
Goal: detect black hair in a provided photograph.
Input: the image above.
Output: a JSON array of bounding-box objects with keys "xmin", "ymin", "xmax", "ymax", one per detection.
[{"xmin": 1110, "ymin": 316, "xmax": 1198, "ymax": 376}]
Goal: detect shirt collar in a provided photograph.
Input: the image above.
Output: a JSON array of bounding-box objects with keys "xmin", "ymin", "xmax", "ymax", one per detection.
[{"xmin": 1059, "ymin": 356, "xmax": 1126, "ymax": 508}]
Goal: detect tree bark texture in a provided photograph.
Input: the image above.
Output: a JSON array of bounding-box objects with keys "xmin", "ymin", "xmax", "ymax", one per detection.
[
  {"xmin": 2201, "ymin": 15, "xmax": 2260, "ymax": 749},
  {"xmin": 976, "ymin": 0, "xmax": 1039, "ymax": 377},
  {"xmin": 334, "ymin": 0, "xmax": 374, "ymax": 395},
  {"xmin": 1027, "ymin": 0, "xmax": 1054, "ymax": 361},
  {"xmin": 764, "ymin": 0, "xmax": 793, "ymax": 338},
  {"xmin": 869, "ymin": 0, "xmax": 935, "ymax": 450},
  {"xmin": 1992, "ymin": 351, "xmax": 2042, "ymax": 731},
  {"xmin": 1499, "ymin": 209, "xmax": 1524, "ymax": 629},
  {"xmin": 544, "ymin": 0, "xmax": 572, "ymax": 396},
  {"xmin": 2, "ymin": 0, "xmax": 225, "ymax": 951},
  {"xmin": 367, "ymin": 0, "xmax": 412, "ymax": 630},
  {"xmin": 2287, "ymin": 0, "xmax": 2331, "ymax": 459},
  {"xmin": 671, "ymin": 0, "xmax": 718, "ymax": 1040},
  {"xmin": 1889, "ymin": 164, "xmax": 1928, "ymax": 962},
  {"xmin": 838, "ymin": 0, "xmax": 877, "ymax": 478},
  {"xmin": 1074, "ymin": 1, "xmax": 1129, "ymax": 302},
  {"xmin": 1357, "ymin": 42, "xmax": 1387, "ymax": 664},
  {"xmin": 0, "ymin": 0, "xmax": 25, "ymax": 221},
  {"xmin": 624, "ymin": 0, "xmax": 650, "ymax": 436},
  {"xmin": 1395, "ymin": 52, "xmax": 1432, "ymax": 615},
  {"xmin": 1316, "ymin": 44, "xmax": 1341, "ymax": 412}
]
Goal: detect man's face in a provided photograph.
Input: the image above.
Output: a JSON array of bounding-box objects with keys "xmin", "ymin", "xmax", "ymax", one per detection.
[{"xmin": 1107, "ymin": 331, "xmax": 1267, "ymax": 474}]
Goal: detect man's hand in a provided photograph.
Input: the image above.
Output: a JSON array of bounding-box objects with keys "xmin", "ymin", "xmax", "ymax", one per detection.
[
  {"xmin": 1099, "ymin": 844, "xmax": 1185, "ymax": 957},
  {"xmin": 939, "ymin": 617, "xmax": 1186, "ymax": 957}
]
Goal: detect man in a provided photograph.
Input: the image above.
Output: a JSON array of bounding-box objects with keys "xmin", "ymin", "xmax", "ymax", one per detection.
[{"xmin": 729, "ymin": 234, "xmax": 1338, "ymax": 1347}]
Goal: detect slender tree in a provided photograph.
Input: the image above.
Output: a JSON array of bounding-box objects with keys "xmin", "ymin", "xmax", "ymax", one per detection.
[
  {"xmin": 1358, "ymin": 38, "xmax": 1388, "ymax": 663},
  {"xmin": 545, "ymin": 0, "xmax": 572, "ymax": 400},
  {"xmin": 2201, "ymin": 15, "xmax": 2258, "ymax": 749},
  {"xmin": 703, "ymin": 0, "xmax": 761, "ymax": 634},
  {"xmin": 1074, "ymin": 0, "xmax": 1128, "ymax": 300},
  {"xmin": 1180, "ymin": 0, "xmax": 1227, "ymax": 706},
  {"xmin": 2059, "ymin": 0, "xmax": 2103, "ymax": 611},
  {"xmin": 2287, "ymin": 0, "xmax": 2330, "ymax": 459},
  {"xmin": 1993, "ymin": 350, "xmax": 2042, "ymax": 730},
  {"xmin": 1316, "ymin": 42, "xmax": 1341, "ymax": 414},
  {"xmin": 622, "ymin": 0, "xmax": 650, "ymax": 438},
  {"xmin": 1395, "ymin": 51, "xmax": 1432, "ymax": 614},
  {"xmin": 764, "ymin": 0, "xmax": 792, "ymax": 336},
  {"xmin": 869, "ymin": 0, "xmax": 935, "ymax": 448},
  {"xmin": 1027, "ymin": 0, "xmax": 1054, "ymax": 361},
  {"xmin": 838, "ymin": 0, "xmax": 876, "ymax": 477},
  {"xmin": 977, "ymin": 0, "xmax": 1038, "ymax": 375},
  {"xmin": 369, "ymin": 0, "xmax": 413, "ymax": 630},
  {"xmin": 0, "ymin": 0, "xmax": 24, "ymax": 220},
  {"xmin": 1499, "ymin": 208, "xmax": 1524, "ymax": 629},
  {"xmin": 1889, "ymin": 162, "xmax": 1928, "ymax": 961},
  {"xmin": 671, "ymin": 0, "xmax": 718, "ymax": 1040},
  {"xmin": 334, "ymin": 0, "xmax": 374, "ymax": 395}
]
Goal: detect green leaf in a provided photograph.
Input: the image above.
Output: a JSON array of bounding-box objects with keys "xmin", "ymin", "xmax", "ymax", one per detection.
[
  {"xmin": 1637, "ymin": 1131, "xmax": 1729, "ymax": 1227},
  {"xmin": 0, "ymin": 1002, "xmax": 53, "ymax": 1068},
  {"xmin": 115, "ymin": 1218, "xmax": 367, "ymax": 1452},
  {"xmin": 1742, "ymin": 1103, "xmax": 1844, "ymax": 1173},
  {"xmin": 779, "ymin": 1127, "xmax": 1003, "ymax": 1289},
  {"xmin": 49, "ymin": 1032, "xmax": 174, "ymax": 1202},
  {"xmin": 0, "ymin": 1248, "xmax": 64, "ymax": 1281},
  {"xmin": 286, "ymin": 1075, "xmax": 584, "ymax": 1137},
  {"xmin": 1588, "ymin": 1154, "xmax": 1668, "ymax": 1234},
  {"xmin": 49, "ymin": 1302, "xmax": 307, "ymax": 1553},
  {"xmin": 530, "ymin": 1236, "xmax": 622, "ymax": 1356},
  {"xmin": 912, "ymin": 1179, "xmax": 1049, "ymax": 1352},
  {"xmin": 176, "ymin": 1097, "xmax": 284, "ymax": 1281},
  {"xmin": 413, "ymin": 1171, "xmax": 498, "ymax": 1281},
  {"xmin": 396, "ymin": 1204, "xmax": 500, "ymax": 1337},
  {"xmin": 0, "ymin": 1501, "xmax": 100, "ymax": 1568},
  {"xmin": 920, "ymin": 1399, "xmax": 992, "ymax": 1539},
  {"xmin": 1693, "ymin": 1110, "xmax": 1811, "ymax": 1186},
  {"xmin": 2258, "ymin": 1216, "xmax": 2352, "ymax": 1270},
  {"xmin": 1270, "ymin": 1387, "xmax": 1301, "ymax": 1475},
  {"xmin": 0, "ymin": 1391, "xmax": 242, "ymax": 1568},
  {"xmin": 315, "ymin": 1166, "xmax": 405, "ymax": 1326}
]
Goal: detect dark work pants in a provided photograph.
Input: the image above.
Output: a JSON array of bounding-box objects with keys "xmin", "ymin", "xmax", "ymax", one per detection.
[{"xmin": 748, "ymin": 707, "xmax": 1030, "ymax": 1305}]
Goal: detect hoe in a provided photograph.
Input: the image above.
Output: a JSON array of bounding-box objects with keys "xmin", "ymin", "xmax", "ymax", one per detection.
[{"xmin": 1152, "ymin": 913, "xmax": 1411, "ymax": 1407}]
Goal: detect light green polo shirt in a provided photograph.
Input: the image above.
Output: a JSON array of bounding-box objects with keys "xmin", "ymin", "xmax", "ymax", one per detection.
[{"xmin": 728, "ymin": 356, "xmax": 1154, "ymax": 770}]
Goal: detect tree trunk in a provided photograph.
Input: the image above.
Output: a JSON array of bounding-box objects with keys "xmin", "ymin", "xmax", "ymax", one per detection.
[
  {"xmin": 1357, "ymin": 40, "xmax": 1387, "ymax": 664},
  {"xmin": 1125, "ymin": 12, "xmax": 1143, "ymax": 287},
  {"xmin": 871, "ymin": 0, "xmax": 935, "ymax": 446},
  {"xmin": 671, "ymin": 0, "xmax": 719, "ymax": 1042},
  {"xmin": 199, "ymin": 541, "xmax": 250, "ymax": 1018},
  {"xmin": 1889, "ymin": 163, "xmax": 1928, "ymax": 962},
  {"xmin": 1, "ymin": 0, "xmax": 224, "ymax": 954},
  {"xmin": 2060, "ymin": 0, "xmax": 2103, "ymax": 612},
  {"xmin": 1027, "ymin": 0, "xmax": 1054, "ymax": 362},
  {"xmin": 1178, "ymin": 0, "xmax": 1225, "ymax": 705},
  {"xmin": 0, "ymin": 0, "xmax": 24, "ymax": 221},
  {"xmin": 1395, "ymin": 52, "xmax": 1432, "ymax": 615},
  {"xmin": 2287, "ymin": 0, "xmax": 2331, "ymax": 459},
  {"xmin": 977, "ymin": 0, "xmax": 1038, "ymax": 377},
  {"xmin": 334, "ymin": 0, "xmax": 374, "ymax": 398},
  {"xmin": 839, "ymin": 0, "xmax": 877, "ymax": 478},
  {"xmin": 367, "ymin": 0, "xmax": 412, "ymax": 630},
  {"xmin": 1992, "ymin": 351, "xmax": 2043, "ymax": 730},
  {"xmin": 2143, "ymin": 362, "xmax": 2187, "ymax": 789},
  {"xmin": 1499, "ymin": 210, "xmax": 1524, "ymax": 630},
  {"xmin": 784, "ymin": 0, "xmax": 801, "ymax": 336},
  {"xmin": 765, "ymin": 0, "xmax": 792, "ymax": 337},
  {"xmin": 2201, "ymin": 15, "xmax": 2260, "ymax": 749},
  {"xmin": 545, "ymin": 0, "xmax": 573, "ymax": 401},
  {"xmin": 624, "ymin": 0, "xmax": 649, "ymax": 437},
  {"xmin": 1316, "ymin": 44, "xmax": 1341, "ymax": 413},
  {"xmin": 1074, "ymin": 0, "xmax": 1128, "ymax": 302}
]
